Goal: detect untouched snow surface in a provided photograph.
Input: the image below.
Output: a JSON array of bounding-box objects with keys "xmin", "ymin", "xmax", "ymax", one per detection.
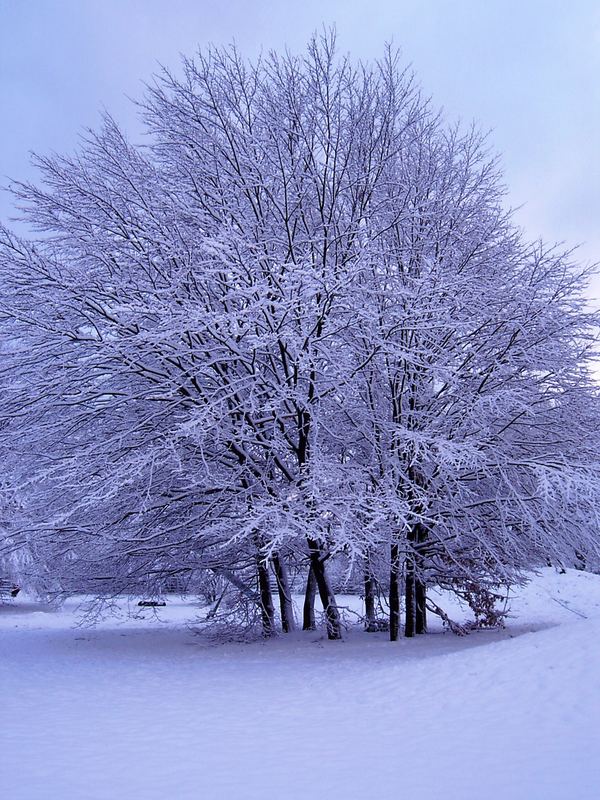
[{"xmin": 2, "ymin": 569, "xmax": 600, "ymax": 800}]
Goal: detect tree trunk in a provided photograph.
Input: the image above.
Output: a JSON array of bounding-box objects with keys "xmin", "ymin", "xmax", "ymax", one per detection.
[
  {"xmin": 364, "ymin": 562, "xmax": 377, "ymax": 631},
  {"xmin": 308, "ymin": 542, "xmax": 342, "ymax": 640},
  {"xmin": 404, "ymin": 556, "xmax": 416, "ymax": 638},
  {"xmin": 389, "ymin": 542, "xmax": 400, "ymax": 641},
  {"xmin": 414, "ymin": 523, "xmax": 427, "ymax": 634},
  {"xmin": 257, "ymin": 558, "xmax": 276, "ymax": 637},
  {"xmin": 415, "ymin": 578, "xmax": 427, "ymax": 634},
  {"xmin": 272, "ymin": 553, "xmax": 295, "ymax": 633},
  {"xmin": 303, "ymin": 564, "xmax": 317, "ymax": 630}
]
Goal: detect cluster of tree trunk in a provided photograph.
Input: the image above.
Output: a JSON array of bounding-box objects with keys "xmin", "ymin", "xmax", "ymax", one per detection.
[{"xmin": 256, "ymin": 550, "xmax": 427, "ymax": 641}]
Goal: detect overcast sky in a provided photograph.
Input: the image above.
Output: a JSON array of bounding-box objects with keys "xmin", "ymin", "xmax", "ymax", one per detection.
[{"xmin": 2, "ymin": 0, "xmax": 600, "ymax": 295}]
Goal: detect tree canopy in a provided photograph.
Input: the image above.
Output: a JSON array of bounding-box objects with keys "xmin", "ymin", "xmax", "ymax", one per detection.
[{"xmin": 1, "ymin": 33, "xmax": 599, "ymax": 639}]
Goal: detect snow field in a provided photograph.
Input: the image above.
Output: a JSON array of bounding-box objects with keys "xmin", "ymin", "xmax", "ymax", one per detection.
[{"xmin": 1, "ymin": 569, "xmax": 600, "ymax": 800}]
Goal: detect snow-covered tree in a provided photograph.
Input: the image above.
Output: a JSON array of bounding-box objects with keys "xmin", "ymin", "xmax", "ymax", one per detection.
[{"xmin": 1, "ymin": 32, "xmax": 599, "ymax": 639}]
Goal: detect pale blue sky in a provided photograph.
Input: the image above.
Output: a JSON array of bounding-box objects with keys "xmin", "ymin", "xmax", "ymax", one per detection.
[{"xmin": 2, "ymin": 0, "xmax": 600, "ymax": 293}]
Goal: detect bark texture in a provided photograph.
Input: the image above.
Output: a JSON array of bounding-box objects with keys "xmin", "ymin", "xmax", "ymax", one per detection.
[
  {"xmin": 273, "ymin": 553, "xmax": 295, "ymax": 633},
  {"xmin": 308, "ymin": 541, "xmax": 341, "ymax": 640},
  {"xmin": 389, "ymin": 542, "xmax": 400, "ymax": 641},
  {"xmin": 257, "ymin": 558, "xmax": 276, "ymax": 637},
  {"xmin": 302, "ymin": 564, "xmax": 317, "ymax": 631}
]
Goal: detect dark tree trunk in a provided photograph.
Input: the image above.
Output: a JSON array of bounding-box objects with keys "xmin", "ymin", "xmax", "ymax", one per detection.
[
  {"xmin": 414, "ymin": 522, "xmax": 427, "ymax": 634},
  {"xmin": 257, "ymin": 558, "xmax": 276, "ymax": 637},
  {"xmin": 389, "ymin": 542, "xmax": 400, "ymax": 641},
  {"xmin": 404, "ymin": 556, "xmax": 416, "ymax": 638},
  {"xmin": 406, "ymin": 521, "xmax": 429, "ymax": 637},
  {"xmin": 415, "ymin": 577, "xmax": 427, "ymax": 634},
  {"xmin": 272, "ymin": 553, "xmax": 295, "ymax": 633},
  {"xmin": 364, "ymin": 564, "xmax": 377, "ymax": 631},
  {"xmin": 296, "ymin": 411, "xmax": 341, "ymax": 637},
  {"xmin": 302, "ymin": 564, "xmax": 317, "ymax": 630},
  {"xmin": 308, "ymin": 541, "xmax": 342, "ymax": 640}
]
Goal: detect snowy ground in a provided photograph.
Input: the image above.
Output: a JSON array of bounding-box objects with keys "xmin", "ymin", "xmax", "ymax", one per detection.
[{"xmin": 2, "ymin": 570, "xmax": 600, "ymax": 800}]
